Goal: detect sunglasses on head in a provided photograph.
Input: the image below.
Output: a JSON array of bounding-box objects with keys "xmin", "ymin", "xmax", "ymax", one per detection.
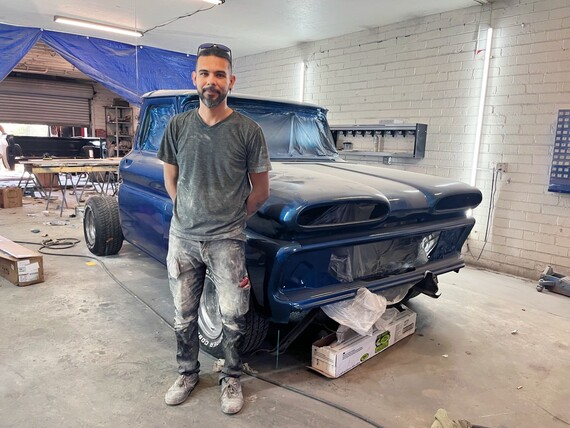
[{"xmin": 197, "ymin": 43, "xmax": 232, "ymax": 61}]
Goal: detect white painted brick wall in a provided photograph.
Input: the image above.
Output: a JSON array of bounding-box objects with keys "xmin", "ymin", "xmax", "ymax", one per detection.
[{"xmin": 234, "ymin": 0, "xmax": 570, "ymax": 280}]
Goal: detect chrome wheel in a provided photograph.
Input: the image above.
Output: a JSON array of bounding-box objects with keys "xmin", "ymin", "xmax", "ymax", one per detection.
[
  {"xmin": 198, "ymin": 275, "xmax": 223, "ymax": 340},
  {"xmin": 84, "ymin": 206, "xmax": 96, "ymax": 247}
]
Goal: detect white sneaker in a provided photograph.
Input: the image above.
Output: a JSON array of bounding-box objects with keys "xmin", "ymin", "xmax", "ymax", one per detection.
[
  {"xmin": 164, "ymin": 373, "xmax": 199, "ymax": 406},
  {"xmin": 220, "ymin": 377, "xmax": 244, "ymax": 415}
]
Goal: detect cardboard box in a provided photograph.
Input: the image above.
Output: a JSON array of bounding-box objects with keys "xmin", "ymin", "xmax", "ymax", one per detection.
[
  {"xmin": 0, "ymin": 187, "xmax": 23, "ymax": 208},
  {"xmin": 311, "ymin": 305, "xmax": 416, "ymax": 378},
  {"xmin": 0, "ymin": 236, "xmax": 44, "ymax": 286},
  {"xmin": 35, "ymin": 173, "xmax": 59, "ymax": 191}
]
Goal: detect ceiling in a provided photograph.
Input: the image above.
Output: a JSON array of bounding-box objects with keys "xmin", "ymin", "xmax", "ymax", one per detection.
[{"xmin": 1, "ymin": 0, "xmax": 485, "ymax": 58}]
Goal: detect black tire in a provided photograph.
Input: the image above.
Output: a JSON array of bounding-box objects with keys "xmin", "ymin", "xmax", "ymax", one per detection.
[
  {"xmin": 83, "ymin": 196, "xmax": 123, "ymax": 256},
  {"xmin": 198, "ymin": 272, "xmax": 269, "ymax": 358},
  {"xmin": 6, "ymin": 143, "xmax": 22, "ymax": 170}
]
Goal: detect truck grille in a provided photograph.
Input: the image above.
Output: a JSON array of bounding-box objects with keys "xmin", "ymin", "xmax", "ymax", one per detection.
[{"xmin": 281, "ymin": 230, "xmax": 446, "ymax": 291}]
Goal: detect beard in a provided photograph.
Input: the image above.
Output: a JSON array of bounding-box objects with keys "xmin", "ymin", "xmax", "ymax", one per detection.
[{"xmin": 198, "ymin": 86, "xmax": 228, "ymax": 109}]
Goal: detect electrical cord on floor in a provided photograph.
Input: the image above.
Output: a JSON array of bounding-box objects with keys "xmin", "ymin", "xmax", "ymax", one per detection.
[
  {"xmin": 243, "ymin": 369, "xmax": 385, "ymax": 428},
  {"xmin": 16, "ymin": 238, "xmax": 81, "ymax": 251},
  {"xmin": 42, "ymin": 238, "xmax": 81, "ymax": 250},
  {"xmin": 14, "ymin": 238, "xmax": 386, "ymax": 427}
]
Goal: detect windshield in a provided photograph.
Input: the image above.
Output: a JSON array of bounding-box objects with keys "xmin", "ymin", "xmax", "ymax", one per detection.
[{"xmin": 181, "ymin": 96, "xmax": 338, "ymax": 160}]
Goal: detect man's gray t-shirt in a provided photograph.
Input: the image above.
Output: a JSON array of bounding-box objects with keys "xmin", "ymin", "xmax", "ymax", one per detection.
[{"xmin": 157, "ymin": 109, "xmax": 272, "ymax": 241}]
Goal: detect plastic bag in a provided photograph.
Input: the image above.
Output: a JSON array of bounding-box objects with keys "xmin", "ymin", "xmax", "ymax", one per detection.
[
  {"xmin": 374, "ymin": 307, "xmax": 399, "ymax": 331},
  {"xmin": 322, "ymin": 288, "xmax": 387, "ymax": 336}
]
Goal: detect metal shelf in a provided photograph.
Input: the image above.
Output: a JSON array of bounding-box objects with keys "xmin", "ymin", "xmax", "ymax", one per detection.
[
  {"xmin": 330, "ymin": 123, "xmax": 427, "ymax": 159},
  {"xmin": 105, "ymin": 105, "xmax": 133, "ymax": 157}
]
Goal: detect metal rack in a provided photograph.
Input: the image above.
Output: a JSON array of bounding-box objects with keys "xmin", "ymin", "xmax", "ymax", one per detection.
[
  {"xmin": 105, "ymin": 106, "xmax": 133, "ymax": 157},
  {"xmin": 330, "ymin": 123, "xmax": 427, "ymax": 159}
]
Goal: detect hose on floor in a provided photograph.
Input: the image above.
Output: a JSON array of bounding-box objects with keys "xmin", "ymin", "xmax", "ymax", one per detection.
[
  {"xmin": 243, "ymin": 369, "xmax": 385, "ymax": 428},
  {"xmin": 17, "ymin": 237, "xmax": 81, "ymax": 251}
]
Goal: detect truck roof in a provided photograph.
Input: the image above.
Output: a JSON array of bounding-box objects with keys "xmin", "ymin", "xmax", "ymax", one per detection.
[{"xmin": 142, "ymin": 89, "xmax": 323, "ymax": 110}]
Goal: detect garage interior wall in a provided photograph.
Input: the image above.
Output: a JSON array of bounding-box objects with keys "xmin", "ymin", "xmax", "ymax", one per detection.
[{"xmin": 234, "ymin": 0, "xmax": 570, "ymax": 280}]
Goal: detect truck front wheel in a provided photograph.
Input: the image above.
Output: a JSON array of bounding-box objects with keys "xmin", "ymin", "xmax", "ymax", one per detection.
[
  {"xmin": 83, "ymin": 196, "xmax": 123, "ymax": 256},
  {"xmin": 198, "ymin": 273, "xmax": 269, "ymax": 358}
]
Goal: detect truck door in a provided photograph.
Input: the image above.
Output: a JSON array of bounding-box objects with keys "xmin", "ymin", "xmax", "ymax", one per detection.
[{"xmin": 118, "ymin": 98, "xmax": 176, "ymax": 264}]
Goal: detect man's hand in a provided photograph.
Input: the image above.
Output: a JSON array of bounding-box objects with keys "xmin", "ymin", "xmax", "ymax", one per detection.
[
  {"xmin": 163, "ymin": 162, "xmax": 179, "ymax": 202},
  {"xmin": 246, "ymin": 171, "xmax": 270, "ymax": 217}
]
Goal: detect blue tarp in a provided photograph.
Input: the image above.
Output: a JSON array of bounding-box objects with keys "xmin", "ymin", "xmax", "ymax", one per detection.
[
  {"xmin": 0, "ymin": 23, "xmax": 196, "ymax": 105},
  {"xmin": 0, "ymin": 24, "xmax": 42, "ymax": 82}
]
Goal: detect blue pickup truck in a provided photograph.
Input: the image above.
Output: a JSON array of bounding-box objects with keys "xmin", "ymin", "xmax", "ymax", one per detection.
[{"xmin": 83, "ymin": 90, "xmax": 482, "ymax": 357}]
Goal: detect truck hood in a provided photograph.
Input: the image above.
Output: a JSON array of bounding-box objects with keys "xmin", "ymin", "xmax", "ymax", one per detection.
[{"xmin": 248, "ymin": 161, "xmax": 482, "ymax": 235}]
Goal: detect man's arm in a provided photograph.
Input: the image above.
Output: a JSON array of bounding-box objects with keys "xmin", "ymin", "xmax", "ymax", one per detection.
[
  {"xmin": 163, "ymin": 162, "xmax": 179, "ymax": 202},
  {"xmin": 246, "ymin": 171, "xmax": 270, "ymax": 217}
]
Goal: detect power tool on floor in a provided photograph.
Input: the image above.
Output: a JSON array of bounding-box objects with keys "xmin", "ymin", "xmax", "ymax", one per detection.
[{"xmin": 537, "ymin": 266, "xmax": 570, "ymax": 297}]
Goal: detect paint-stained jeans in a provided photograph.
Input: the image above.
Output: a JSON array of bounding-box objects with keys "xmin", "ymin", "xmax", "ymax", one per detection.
[{"xmin": 166, "ymin": 234, "xmax": 250, "ymax": 381}]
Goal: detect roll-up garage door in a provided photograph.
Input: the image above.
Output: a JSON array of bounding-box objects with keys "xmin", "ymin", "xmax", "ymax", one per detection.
[{"xmin": 0, "ymin": 76, "xmax": 93, "ymax": 126}]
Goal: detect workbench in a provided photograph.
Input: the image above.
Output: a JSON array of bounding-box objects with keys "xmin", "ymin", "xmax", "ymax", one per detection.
[{"xmin": 18, "ymin": 158, "xmax": 121, "ymax": 216}]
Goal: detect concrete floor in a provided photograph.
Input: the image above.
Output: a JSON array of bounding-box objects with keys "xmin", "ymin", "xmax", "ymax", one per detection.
[{"xmin": 1, "ymin": 196, "xmax": 569, "ymax": 428}]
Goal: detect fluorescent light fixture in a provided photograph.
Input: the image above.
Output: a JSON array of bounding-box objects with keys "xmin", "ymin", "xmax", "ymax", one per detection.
[
  {"xmin": 203, "ymin": 0, "xmax": 225, "ymax": 4},
  {"xmin": 470, "ymin": 27, "xmax": 493, "ymax": 187},
  {"xmin": 54, "ymin": 16, "xmax": 143, "ymax": 38}
]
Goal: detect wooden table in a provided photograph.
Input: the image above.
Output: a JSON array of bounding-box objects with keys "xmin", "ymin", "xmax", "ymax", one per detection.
[{"xmin": 19, "ymin": 158, "xmax": 121, "ymax": 215}]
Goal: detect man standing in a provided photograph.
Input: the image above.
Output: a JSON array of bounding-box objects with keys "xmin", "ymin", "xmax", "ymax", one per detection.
[{"xmin": 157, "ymin": 43, "xmax": 271, "ymax": 414}]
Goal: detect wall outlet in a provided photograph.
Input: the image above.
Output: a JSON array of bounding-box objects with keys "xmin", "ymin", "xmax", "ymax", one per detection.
[
  {"xmin": 496, "ymin": 162, "xmax": 508, "ymax": 172},
  {"xmin": 488, "ymin": 161, "xmax": 508, "ymax": 172}
]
